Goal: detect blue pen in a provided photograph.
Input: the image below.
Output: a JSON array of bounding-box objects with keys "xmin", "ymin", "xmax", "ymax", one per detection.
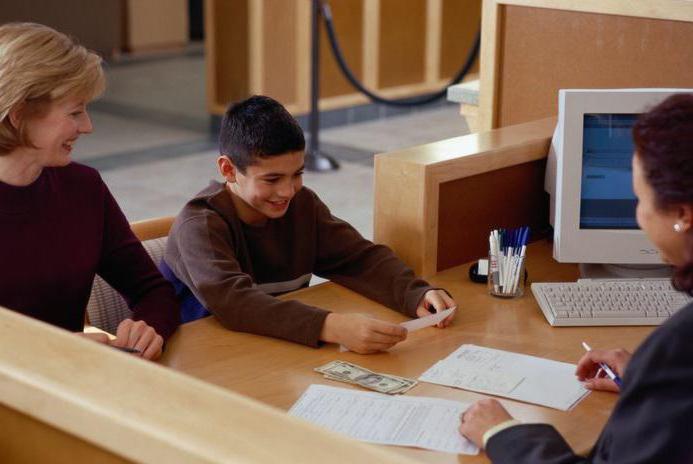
[
  {"xmin": 521, "ymin": 226, "xmax": 529, "ymax": 247},
  {"xmin": 582, "ymin": 342, "xmax": 623, "ymax": 387}
]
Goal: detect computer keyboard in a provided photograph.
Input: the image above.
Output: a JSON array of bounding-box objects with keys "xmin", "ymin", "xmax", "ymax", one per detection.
[{"xmin": 531, "ymin": 278, "xmax": 693, "ymax": 326}]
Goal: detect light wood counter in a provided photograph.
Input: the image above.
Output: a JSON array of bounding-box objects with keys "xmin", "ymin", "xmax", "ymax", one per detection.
[{"xmin": 161, "ymin": 240, "xmax": 654, "ymax": 463}]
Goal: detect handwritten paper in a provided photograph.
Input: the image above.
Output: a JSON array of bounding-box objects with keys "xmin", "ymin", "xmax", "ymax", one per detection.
[
  {"xmin": 289, "ymin": 384, "xmax": 478, "ymax": 455},
  {"xmin": 421, "ymin": 361, "xmax": 525, "ymax": 395},
  {"xmin": 419, "ymin": 344, "xmax": 589, "ymax": 411}
]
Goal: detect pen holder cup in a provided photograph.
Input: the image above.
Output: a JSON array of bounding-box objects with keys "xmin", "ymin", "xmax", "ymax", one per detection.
[{"xmin": 488, "ymin": 252, "xmax": 526, "ymax": 298}]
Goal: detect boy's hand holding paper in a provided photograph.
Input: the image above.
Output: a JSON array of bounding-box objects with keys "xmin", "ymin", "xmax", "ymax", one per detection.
[
  {"xmin": 323, "ymin": 313, "xmax": 407, "ymax": 354},
  {"xmin": 337, "ymin": 307, "xmax": 456, "ymax": 352},
  {"xmin": 416, "ymin": 289, "xmax": 457, "ymax": 327},
  {"xmin": 403, "ymin": 307, "xmax": 457, "ymax": 332}
]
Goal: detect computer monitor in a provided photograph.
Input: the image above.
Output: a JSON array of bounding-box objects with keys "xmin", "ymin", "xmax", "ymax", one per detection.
[{"xmin": 546, "ymin": 89, "xmax": 692, "ymax": 277}]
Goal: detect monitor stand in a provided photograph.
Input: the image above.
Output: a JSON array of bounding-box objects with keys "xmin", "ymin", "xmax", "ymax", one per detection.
[{"xmin": 579, "ymin": 263, "xmax": 673, "ymax": 279}]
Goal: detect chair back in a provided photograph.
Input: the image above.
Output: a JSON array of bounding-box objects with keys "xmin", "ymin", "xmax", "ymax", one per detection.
[{"xmin": 131, "ymin": 216, "xmax": 175, "ymax": 241}]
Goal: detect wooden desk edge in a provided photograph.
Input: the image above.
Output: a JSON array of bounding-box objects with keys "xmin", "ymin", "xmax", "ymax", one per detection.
[{"xmin": 0, "ymin": 307, "xmax": 421, "ymax": 464}]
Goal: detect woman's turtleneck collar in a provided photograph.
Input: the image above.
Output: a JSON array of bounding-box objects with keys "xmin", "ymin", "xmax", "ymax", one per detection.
[{"xmin": 0, "ymin": 168, "xmax": 49, "ymax": 214}]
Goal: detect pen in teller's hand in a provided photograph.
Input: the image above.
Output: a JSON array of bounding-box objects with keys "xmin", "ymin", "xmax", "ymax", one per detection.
[
  {"xmin": 582, "ymin": 342, "xmax": 623, "ymax": 388},
  {"xmin": 114, "ymin": 346, "xmax": 141, "ymax": 354}
]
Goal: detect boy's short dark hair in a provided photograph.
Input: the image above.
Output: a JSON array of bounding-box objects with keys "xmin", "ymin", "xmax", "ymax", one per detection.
[{"xmin": 219, "ymin": 95, "xmax": 305, "ymax": 173}]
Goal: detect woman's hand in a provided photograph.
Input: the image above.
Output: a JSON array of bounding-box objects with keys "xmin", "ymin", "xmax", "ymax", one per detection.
[
  {"xmin": 415, "ymin": 289, "xmax": 457, "ymax": 328},
  {"xmin": 459, "ymin": 399, "xmax": 514, "ymax": 448},
  {"xmin": 320, "ymin": 313, "xmax": 407, "ymax": 354},
  {"xmin": 112, "ymin": 319, "xmax": 164, "ymax": 361},
  {"xmin": 576, "ymin": 348, "xmax": 631, "ymax": 393}
]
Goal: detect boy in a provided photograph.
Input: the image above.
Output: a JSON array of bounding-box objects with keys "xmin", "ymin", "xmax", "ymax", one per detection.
[{"xmin": 163, "ymin": 96, "xmax": 456, "ymax": 353}]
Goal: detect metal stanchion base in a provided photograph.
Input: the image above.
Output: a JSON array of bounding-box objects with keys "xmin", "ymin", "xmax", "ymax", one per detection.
[{"xmin": 305, "ymin": 151, "xmax": 340, "ymax": 171}]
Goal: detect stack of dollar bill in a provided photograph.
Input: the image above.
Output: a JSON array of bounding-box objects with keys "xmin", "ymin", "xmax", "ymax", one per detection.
[{"xmin": 314, "ymin": 360, "xmax": 417, "ymax": 395}]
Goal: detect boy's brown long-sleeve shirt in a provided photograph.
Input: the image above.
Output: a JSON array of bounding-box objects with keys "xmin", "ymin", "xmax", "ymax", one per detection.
[{"xmin": 164, "ymin": 181, "xmax": 436, "ymax": 347}]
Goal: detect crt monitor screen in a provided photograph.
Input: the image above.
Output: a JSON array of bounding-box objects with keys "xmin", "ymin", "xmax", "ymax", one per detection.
[
  {"xmin": 550, "ymin": 88, "xmax": 691, "ymax": 265},
  {"xmin": 579, "ymin": 114, "xmax": 639, "ymax": 230}
]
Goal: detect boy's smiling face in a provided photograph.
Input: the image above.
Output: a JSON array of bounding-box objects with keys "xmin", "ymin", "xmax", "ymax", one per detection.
[{"xmin": 219, "ymin": 150, "xmax": 305, "ymax": 225}]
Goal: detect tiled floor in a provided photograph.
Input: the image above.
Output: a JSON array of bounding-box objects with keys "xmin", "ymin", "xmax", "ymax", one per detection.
[
  {"xmin": 73, "ymin": 50, "xmax": 471, "ymax": 241},
  {"xmin": 75, "ymin": 111, "xmax": 209, "ymax": 161},
  {"xmin": 320, "ymin": 106, "xmax": 469, "ymax": 155},
  {"xmin": 101, "ymin": 47, "xmax": 208, "ymax": 128}
]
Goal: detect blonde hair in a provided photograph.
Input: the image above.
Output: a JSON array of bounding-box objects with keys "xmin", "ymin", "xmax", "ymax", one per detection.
[{"xmin": 0, "ymin": 22, "xmax": 105, "ymax": 154}]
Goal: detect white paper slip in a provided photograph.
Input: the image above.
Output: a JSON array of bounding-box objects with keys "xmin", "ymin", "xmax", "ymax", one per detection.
[
  {"xmin": 289, "ymin": 384, "xmax": 478, "ymax": 455},
  {"xmin": 339, "ymin": 307, "xmax": 457, "ymax": 351},
  {"xmin": 419, "ymin": 344, "xmax": 590, "ymax": 411},
  {"xmin": 400, "ymin": 307, "xmax": 456, "ymax": 332}
]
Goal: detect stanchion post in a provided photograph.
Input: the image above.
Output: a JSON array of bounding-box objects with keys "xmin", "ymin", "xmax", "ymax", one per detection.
[{"xmin": 306, "ymin": 0, "xmax": 339, "ymax": 172}]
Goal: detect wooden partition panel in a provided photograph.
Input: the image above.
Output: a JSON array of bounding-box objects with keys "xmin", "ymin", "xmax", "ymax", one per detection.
[
  {"xmin": 378, "ymin": 0, "xmax": 427, "ymax": 88},
  {"xmin": 374, "ymin": 117, "xmax": 554, "ymax": 277},
  {"xmin": 205, "ymin": 0, "xmax": 249, "ymax": 112},
  {"xmin": 320, "ymin": 0, "xmax": 364, "ymax": 98},
  {"xmin": 0, "ymin": 1, "xmax": 123, "ymax": 57},
  {"xmin": 437, "ymin": 159, "xmax": 548, "ymax": 270},
  {"xmin": 0, "ymin": 307, "xmax": 421, "ymax": 464},
  {"xmin": 498, "ymin": 6, "xmax": 693, "ymax": 127},
  {"xmin": 124, "ymin": 0, "xmax": 188, "ymax": 52},
  {"xmin": 479, "ymin": 0, "xmax": 693, "ymax": 129},
  {"xmin": 0, "ymin": 404, "xmax": 131, "ymax": 464},
  {"xmin": 262, "ymin": 0, "xmax": 299, "ymax": 103},
  {"xmin": 440, "ymin": 0, "xmax": 481, "ymax": 79}
]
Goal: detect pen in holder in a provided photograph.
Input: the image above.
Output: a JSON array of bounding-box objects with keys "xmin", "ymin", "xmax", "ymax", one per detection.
[{"xmin": 488, "ymin": 226, "xmax": 529, "ymax": 298}]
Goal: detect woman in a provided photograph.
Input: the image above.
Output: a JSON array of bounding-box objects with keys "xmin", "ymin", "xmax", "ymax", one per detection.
[
  {"xmin": 0, "ymin": 23, "xmax": 179, "ymax": 360},
  {"xmin": 459, "ymin": 93, "xmax": 693, "ymax": 463}
]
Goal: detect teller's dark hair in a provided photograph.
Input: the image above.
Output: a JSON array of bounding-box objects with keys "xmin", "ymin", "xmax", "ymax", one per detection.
[{"xmin": 633, "ymin": 93, "xmax": 693, "ymax": 295}]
